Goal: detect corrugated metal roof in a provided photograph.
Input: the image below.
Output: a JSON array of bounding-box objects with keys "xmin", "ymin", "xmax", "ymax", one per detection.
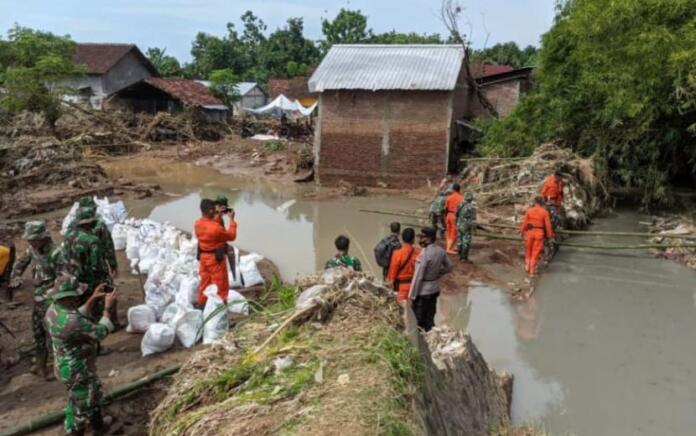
[
  {"xmin": 195, "ymin": 81, "xmax": 261, "ymax": 97},
  {"xmin": 309, "ymin": 44, "xmax": 465, "ymax": 92}
]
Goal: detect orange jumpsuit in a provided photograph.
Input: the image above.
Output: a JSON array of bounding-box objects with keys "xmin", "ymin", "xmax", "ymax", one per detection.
[
  {"xmin": 540, "ymin": 175, "xmax": 564, "ymax": 208},
  {"xmin": 387, "ymin": 244, "xmax": 420, "ymax": 304},
  {"xmin": 195, "ymin": 216, "xmax": 237, "ymax": 305},
  {"xmin": 520, "ymin": 205, "xmax": 554, "ymax": 275},
  {"xmin": 444, "ymin": 191, "xmax": 464, "ymax": 251}
]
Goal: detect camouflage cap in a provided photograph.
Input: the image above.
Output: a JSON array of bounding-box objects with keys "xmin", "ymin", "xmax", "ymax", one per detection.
[
  {"xmin": 214, "ymin": 195, "xmax": 229, "ymax": 207},
  {"xmin": 465, "ymin": 192, "xmax": 474, "ymax": 202},
  {"xmin": 78, "ymin": 196, "xmax": 96, "ymax": 209},
  {"xmin": 49, "ymin": 274, "xmax": 87, "ymax": 301},
  {"xmin": 75, "ymin": 206, "xmax": 97, "ymax": 225},
  {"xmin": 23, "ymin": 221, "xmax": 50, "ymax": 241}
]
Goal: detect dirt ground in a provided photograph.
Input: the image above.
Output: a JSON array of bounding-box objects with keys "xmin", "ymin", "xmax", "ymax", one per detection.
[{"xmin": 0, "ymin": 223, "xmax": 279, "ymax": 435}]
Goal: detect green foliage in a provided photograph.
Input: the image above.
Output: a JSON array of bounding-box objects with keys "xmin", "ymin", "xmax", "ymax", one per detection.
[
  {"xmin": 264, "ymin": 140, "xmax": 286, "ymax": 152},
  {"xmin": 472, "ymin": 42, "xmax": 538, "ymax": 68},
  {"xmin": 0, "ymin": 25, "xmax": 84, "ymax": 128},
  {"xmin": 479, "ymin": 0, "xmax": 696, "ymax": 207},
  {"xmin": 320, "ymin": 8, "xmax": 372, "ymax": 52},
  {"xmin": 208, "ymin": 68, "xmax": 241, "ymax": 107},
  {"xmin": 146, "ymin": 47, "xmax": 182, "ymax": 76},
  {"xmin": 369, "ymin": 31, "xmax": 444, "ymax": 45}
]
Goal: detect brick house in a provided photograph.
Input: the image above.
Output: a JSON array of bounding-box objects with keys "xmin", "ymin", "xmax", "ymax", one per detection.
[
  {"xmin": 469, "ymin": 65, "xmax": 534, "ymax": 117},
  {"xmin": 67, "ymin": 43, "xmax": 158, "ymax": 108},
  {"xmin": 309, "ymin": 44, "xmax": 469, "ymax": 187},
  {"xmin": 268, "ymin": 75, "xmax": 318, "ymax": 108}
]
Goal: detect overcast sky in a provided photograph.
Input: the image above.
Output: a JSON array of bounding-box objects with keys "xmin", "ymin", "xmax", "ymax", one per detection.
[{"xmin": 1, "ymin": 0, "xmax": 556, "ymax": 62}]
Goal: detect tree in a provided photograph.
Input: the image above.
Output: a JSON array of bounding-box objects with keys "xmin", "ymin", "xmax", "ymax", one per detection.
[
  {"xmin": 264, "ymin": 18, "xmax": 319, "ymax": 79},
  {"xmin": 478, "ymin": 0, "xmax": 696, "ymax": 207},
  {"xmin": 146, "ymin": 47, "xmax": 182, "ymax": 76},
  {"xmin": 369, "ymin": 31, "xmax": 444, "ymax": 44},
  {"xmin": 208, "ymin": 68, "xmax": 241, "ymax": 108},
  {"xmin": 473, "ymin": 42, "xmax": 538, "ymax": 68},
  {"xmin": 320, "ymin": 9, "xmax": 372, "ymax": 52},
  {"xmin": 0, "ymin": 25, "xmax": 85, "ymax": 130}
]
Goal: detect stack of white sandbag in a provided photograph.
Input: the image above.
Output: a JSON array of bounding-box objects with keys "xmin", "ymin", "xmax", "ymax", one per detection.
[{"xmin": 61, "ymin": 196, "xmax": 128, "ymax": 235}]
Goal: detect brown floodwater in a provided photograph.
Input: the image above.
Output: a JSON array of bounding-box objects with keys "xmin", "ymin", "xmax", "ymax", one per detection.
[{"xmin": 105, "ymin": 158, "xmax": 696, "ymax": 435}]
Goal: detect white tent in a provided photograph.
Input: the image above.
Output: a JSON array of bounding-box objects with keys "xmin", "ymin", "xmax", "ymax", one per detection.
[{"xmin": 245, "ymin": 94, "xmax": 316, "ymax": 117}]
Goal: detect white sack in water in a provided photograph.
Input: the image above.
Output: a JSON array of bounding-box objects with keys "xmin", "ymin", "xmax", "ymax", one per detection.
[
  {"xmin": 141, "ymin": 323, "xmax": 175, "ymax": 356},
  {"xmin": 202, "ymin": 285, "xmax": 229, "ymax": 344},
  {"xmin": 126, "ymin": 304, "xmax": 157, "ymax": 333}
]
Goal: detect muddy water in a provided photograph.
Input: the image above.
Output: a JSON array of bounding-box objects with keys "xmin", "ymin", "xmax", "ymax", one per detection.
[
  {"xmin": 439, "ymin": 211, "xmax": 696, "ymax": 436},
  {"xmin": 102, "ymin": 158, "xmax": 421, "ymax": 280}
]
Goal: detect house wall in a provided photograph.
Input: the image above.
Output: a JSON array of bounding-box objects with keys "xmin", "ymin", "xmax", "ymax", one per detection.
[
  {"xmin": 467, "ymin": 77, "xmax": 529, "ymax": 118},
  {"xmin": 316, "ymin": 89, "xmax": 453, "ymax": 187},
  {"xmin": 234, "ymin": 87, "xmax": 268, "ymax": 115},
  {"xmin": 103, "ymin": 51, "xmax": 153, "ymax": 96},
  {"xmin": 62, "ymin": 75, "xmax": 105, "ymax": 108}
]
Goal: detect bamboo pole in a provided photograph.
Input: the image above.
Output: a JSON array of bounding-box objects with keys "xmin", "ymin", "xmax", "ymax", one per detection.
[{"xmin": 0, "ymin": 365, "xmax": 181, "ymax": 436}]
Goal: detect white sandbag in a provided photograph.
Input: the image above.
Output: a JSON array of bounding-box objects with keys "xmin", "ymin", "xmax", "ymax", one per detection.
[
  {"xmin": 179, "ymin": 236, "xmax": 198, "ymax": 258},
  {"xmin": 141, "ymin": 323, "xmax": 175, "ymax": 356},
  {"xmin": 161, "ymin": 303, "xmax": 179, "ymax": 328},
  {"xmin": 145, "ymin": 288, "xmax": 173, "ymax": 320},
  {"xmin": 202, "ymin": 285, "xmax": 228, "ymax": 344},
  {"xmin": 226, "ymin": 290, "xmax": 249, "ymax": 315},
  {"xmin": 95, "ymin": 197, "xmax": 128, "ymax": 231},
  {"xmin": 239, "ymin": 258, "xmax": 264, "ymax": 288},
  {"xmin": 138, "ymin": 246, "xmax": 160, "ymax": 274},
  {"xmin": 125, "ymin": 228, "xmax": 141, "ymax": 260},
  {"xmin": 176, "ymin": 309, "xmax": 203, "ymax": 348},
  {"xmin": 126, "ymin": 304, "xmax": 157, "ymax": 333},
  {"xmin": 178, "ymin": 275, "xmax": 200, "ymax": 306},
  {"xmin": 111, "ymin": 224, "xmax": 127, "ymax": 250},
  {"xmin": 61, "ymin": 202, "xmax": 79, "ymax": 235},
  {"xmin": 296, "ymin": 285, "xmax": 329, "ymax": 310}
]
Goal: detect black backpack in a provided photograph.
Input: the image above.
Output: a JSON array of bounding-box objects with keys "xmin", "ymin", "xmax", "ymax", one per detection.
[{"xmin": 374, "ymin": 236, "xmax": 400, "ymax": 268}]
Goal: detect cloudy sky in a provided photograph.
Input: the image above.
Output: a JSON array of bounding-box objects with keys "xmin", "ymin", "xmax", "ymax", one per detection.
[{"xmin": 1, "ymin": 0, "xmax": 556, "ymax": 62}]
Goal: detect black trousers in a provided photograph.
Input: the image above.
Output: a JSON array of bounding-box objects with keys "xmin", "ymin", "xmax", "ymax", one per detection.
[{"xmin": 413, "ymin": 292, "xmax": 440, "ymax": 332}]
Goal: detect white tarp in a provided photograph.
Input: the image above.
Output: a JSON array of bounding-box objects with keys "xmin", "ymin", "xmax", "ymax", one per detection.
[{"xmin": 245, "ymin": 94, "xmax": 316, "ymax": 117}]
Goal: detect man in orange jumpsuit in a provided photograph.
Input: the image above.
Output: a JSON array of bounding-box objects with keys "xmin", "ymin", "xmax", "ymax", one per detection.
[
  {"xmin": 520, "ymin": 197, "xmax": 555, "ymax": 277},
  {"xmin": 444, "ymin": 183, "xmax": 464, "ymax": 254},
  {"xmin": 540, "ymin": 170, "xmax": 564, "ymax": 208},
  {"xmin": 195, "ymin": 199, "xmax": 237, "ymax": 306},
  {"xmin": 386, "ymin": 228, "xmax": 420, "ymax": 305}
]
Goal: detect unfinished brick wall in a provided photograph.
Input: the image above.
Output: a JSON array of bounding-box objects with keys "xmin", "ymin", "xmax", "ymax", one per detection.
[
  {"xmin": 316, "ymin": 90, "xmax": 453, "ymax": 187},
  {"xmin": 467, "ymin": 79, "xmax": 523, "ymax": 118}
]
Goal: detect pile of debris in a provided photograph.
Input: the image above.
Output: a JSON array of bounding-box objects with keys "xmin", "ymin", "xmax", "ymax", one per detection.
[
  {"xmin": 149, "ymin": 268, "xmax": 420, "ymax": 436},
  {"xmin": 461, "ymin": 143, "xmax": 609, "ymax": 229},
  {"xmin": 649, "ymin": 215, "xmax": 696, "ymax": 269}
]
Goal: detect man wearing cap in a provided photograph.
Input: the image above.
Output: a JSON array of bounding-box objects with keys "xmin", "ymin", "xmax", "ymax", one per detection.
[
  {"xmin": 45, "ymin": 275, "xmax": 117, "ymax": 435},
  {"xmin": 456, "ymin": 193, "xmax": 477, "ymax": 262},
  {"xmin": 195, "ymin": 199, "xmax": 237, "ymax": 306},
  {"xmin": 9, "ymin": 221, "xmax": 59, "ymax": 377},
  {"xmin": 409, "ymin": 227, "xmax": 452, "ymax": 331},
  {"xmin": 71, "ymin": 197, "xmax": 118, "ymax": 278},
  {"xmin": 63, "ymin": 207, "xmax": 115, "ymax": 327}
]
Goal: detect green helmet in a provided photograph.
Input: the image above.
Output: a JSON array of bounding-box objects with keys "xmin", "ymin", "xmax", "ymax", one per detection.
[
  {"xmin": 49, "ymin": 274, "xmax": 87, "ymax": 301},
  {"xmin": 78, "ymin": 196, "xmax": 96, "ymax": 209},
  {"xmin": 214, "ymin": 195, "xmax": 229, "ymax": 207},
  {"xmin": 75, "ymin": 206, "xmax": 97, "ymax": 225},
  {"xmin": 23, "ymin": 221, "xmax": 50, "ymax": 241},
  {"xmin": 465, "ymin": 192, "xmax": 474, "ymax": 202}
]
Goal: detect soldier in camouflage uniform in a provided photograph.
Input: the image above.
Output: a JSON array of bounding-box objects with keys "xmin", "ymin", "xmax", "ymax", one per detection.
[
  {"xmin": 63, "ymin": 208, "xmax": 113, "ymax": 322},
  {"xmin": 455, "ymin": 193, "xmax": 477, "ymax": 262},
  {"xmin": 9, "ymin": 221, "xmax": 58, "ymax": 377},
  {"xmin": 429, "ymin": 182, "xmax": 453, "ymax": 237},
  {"xmin": 325, "ymin": 235, "xmax": 362, "ymax": 271},
  {"xmin": 71, "ymin": 197, "xmax": 118, "ymax": 275},
  {"xmin": 45, "ymin": 275, "xmax": 117, "ymax": 435}
]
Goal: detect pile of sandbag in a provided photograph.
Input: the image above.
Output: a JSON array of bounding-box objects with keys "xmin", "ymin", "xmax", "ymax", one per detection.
[
  {"xmin": 61, "ymin": 196, "xmax": 127, "ymax": 234},
  {"xmin": 649, "ymin": 216, "xmax": 696, "ymax": 269},
  {"xmin": 460, "ymin": 143, "xmax": 609, "ymax": 229}
]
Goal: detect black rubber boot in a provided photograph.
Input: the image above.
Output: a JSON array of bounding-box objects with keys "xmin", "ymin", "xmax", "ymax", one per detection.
[{"xmin": 91, "ymin": 412, "xmax": 113, "ymax": 433}]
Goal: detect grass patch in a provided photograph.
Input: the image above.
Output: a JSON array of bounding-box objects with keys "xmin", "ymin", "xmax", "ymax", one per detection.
[{"xmin": 265, "ymin": 140, "xmax": 285, "ymax": 151}]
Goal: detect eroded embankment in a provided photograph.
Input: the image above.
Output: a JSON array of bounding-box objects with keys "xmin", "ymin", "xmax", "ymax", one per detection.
[{"xmin": 149, "ymin": 269, "xmax": 533, "ymax": 436}]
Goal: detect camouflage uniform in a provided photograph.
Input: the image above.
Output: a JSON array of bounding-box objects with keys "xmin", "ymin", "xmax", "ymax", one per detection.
[
  {"xmin": 45, "ymin": 275, "xmax": 114, "ymax": 435},
  {"xmin": 429, "ymin": 186, "xmax": 452, "ymax": 235},
  {"xmin": 456, "ymin": 193, "xmax": 477, "ymax": 261},
  {"xmin": 63, "ymin": 208, "xmax": 111, "ymax": 320},
  {"xmin": 325, "ymin": 255, "xmax": 362, "ymax": 271},
  {"xmin": 10, "ymin": 221, "xmax": 58, "ymax": 372},
  {"xmin": 71, "ymin": 197, "xmax": 117, "ymax": 273}
]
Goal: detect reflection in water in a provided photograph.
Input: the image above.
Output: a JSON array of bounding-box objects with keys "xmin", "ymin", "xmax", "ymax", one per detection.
[{"xmin": 438, "ymin": 284, "xmax": 564, "ymax": 425}]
